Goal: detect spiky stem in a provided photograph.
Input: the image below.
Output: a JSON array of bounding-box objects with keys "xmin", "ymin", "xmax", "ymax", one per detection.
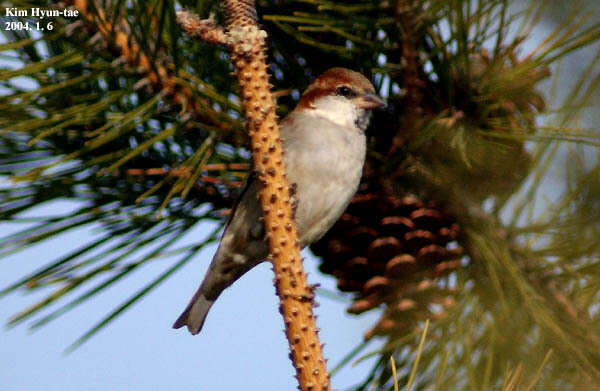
[{"xmin": 178, "ymin": 1, "xmax": 331, "ymax": 389}]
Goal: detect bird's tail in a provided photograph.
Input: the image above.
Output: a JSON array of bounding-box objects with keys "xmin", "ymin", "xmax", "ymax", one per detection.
[{"xmin": 172, "ymin": 288, "xmax": 214, "ymax": 335}]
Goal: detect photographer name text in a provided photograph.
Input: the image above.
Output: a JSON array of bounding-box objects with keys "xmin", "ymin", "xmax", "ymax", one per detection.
[{"xmin": 5, "ymin": 7, "xmax": 79, "ymax": 19}]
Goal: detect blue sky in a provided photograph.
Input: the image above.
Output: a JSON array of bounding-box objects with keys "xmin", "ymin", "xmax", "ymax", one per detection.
[{"xmin": 0, "ymin": 203, "xmax": 383, "ymax": 390}]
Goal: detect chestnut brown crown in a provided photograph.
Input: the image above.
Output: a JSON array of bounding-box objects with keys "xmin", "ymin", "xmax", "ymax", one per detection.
[{"xmin": 298, "ymin": 67, "xmax": 385, "ymax": 110}]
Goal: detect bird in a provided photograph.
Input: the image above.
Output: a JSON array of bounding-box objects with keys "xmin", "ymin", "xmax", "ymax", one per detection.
[{"xmin": 173, "ymin": 67, "xmax": 385, "ymax": 335}]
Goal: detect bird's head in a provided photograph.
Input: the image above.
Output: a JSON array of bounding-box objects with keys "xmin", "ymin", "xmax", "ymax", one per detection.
[{"xmin": 297, "ymin": 67, "xmax": 386, "ymax": 131}]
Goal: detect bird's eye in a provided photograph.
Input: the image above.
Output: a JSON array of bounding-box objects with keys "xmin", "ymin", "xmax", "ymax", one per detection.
[{"xmin": 336, "ymin": 86, "xmax": 354, "ymax": 97}]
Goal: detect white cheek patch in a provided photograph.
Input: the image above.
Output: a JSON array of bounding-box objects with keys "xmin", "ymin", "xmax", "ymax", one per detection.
[{"xmin": 308, "ymin": 96, "xmax": 360, "ymax": 129}]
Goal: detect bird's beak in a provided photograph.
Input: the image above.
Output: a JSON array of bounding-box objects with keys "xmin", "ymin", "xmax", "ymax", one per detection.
[{"xmin": 356, "ymin": 93, "xmax": 386, "ymax": 110}]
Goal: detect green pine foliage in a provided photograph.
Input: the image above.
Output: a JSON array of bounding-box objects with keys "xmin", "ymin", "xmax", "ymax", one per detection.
[{"xmin": 1, "ymin": 0, "xmax": 599, "ymax": 389}]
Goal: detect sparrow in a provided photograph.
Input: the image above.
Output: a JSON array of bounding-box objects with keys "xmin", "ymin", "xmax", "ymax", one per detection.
[{"xmin": 173, "ymin": 67, "xmax": 385, "ymax": 334}]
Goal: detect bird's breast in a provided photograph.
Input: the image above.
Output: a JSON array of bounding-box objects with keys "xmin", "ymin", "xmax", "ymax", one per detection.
[{"xmin": 281, "ymin": 115, "xmax": 366, "ymax": 244}]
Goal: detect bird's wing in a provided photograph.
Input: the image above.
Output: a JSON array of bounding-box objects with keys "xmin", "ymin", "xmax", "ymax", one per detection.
[{"xmin": 222, "ymin": 171, "xmax": 255, "ymax": 229}]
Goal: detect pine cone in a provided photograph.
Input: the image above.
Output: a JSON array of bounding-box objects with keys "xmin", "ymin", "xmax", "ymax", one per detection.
[{"xmin": 311, "ymin": 183, "xmax": 464, "ymax": 339}]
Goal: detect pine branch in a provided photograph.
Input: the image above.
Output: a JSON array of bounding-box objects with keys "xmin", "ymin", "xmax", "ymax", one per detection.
[{"xmin": 66, "ymin": 0, "xmax": 228, "ymax": 130}]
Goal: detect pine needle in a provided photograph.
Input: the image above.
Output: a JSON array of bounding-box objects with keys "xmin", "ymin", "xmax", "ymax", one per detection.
[{"xmin": 405, "ymin": 319, "xmax": 430, "ymax": 391}]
